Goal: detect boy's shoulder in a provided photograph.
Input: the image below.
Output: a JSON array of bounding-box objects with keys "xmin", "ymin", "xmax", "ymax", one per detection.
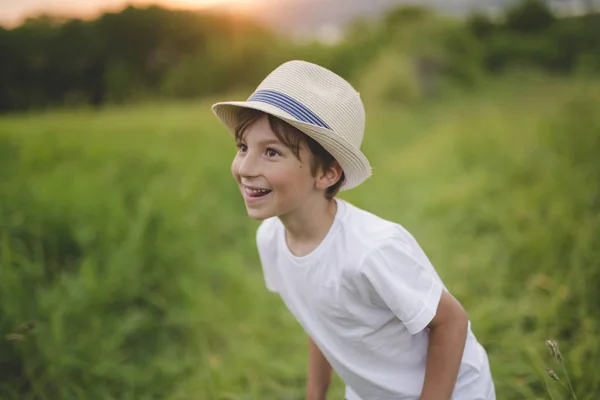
[{"xmin": 341, "ymin": 201, "xmax": 414, "ymax": 253}]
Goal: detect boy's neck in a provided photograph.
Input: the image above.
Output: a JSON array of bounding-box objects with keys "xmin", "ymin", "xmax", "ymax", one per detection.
[{"xmin": 279, "ymin": 197, "xmax": 338, "ymax": 258}]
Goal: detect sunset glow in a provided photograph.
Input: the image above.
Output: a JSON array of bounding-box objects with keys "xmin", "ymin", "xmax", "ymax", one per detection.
[
  {"xmin": 0, "ymin": 0, "xmax": 263, "ymax": 27},
  {"xmin": 166, "ymin": 0, "xmax": 255, "ymax": 6},
  {"xmin": 164, "ymin": 0, "xmax": 260, "ymax": 13}
]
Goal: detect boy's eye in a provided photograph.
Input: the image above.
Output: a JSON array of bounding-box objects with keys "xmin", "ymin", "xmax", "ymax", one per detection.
[
  {"xmin": 237, "ymin": 143, "xmax": 248, "ymax": 152},
  {"xmin": 266, "ymin": 148, "xmax": 281, "ymax": 157}
]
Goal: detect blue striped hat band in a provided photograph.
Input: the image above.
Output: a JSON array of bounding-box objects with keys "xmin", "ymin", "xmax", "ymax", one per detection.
[{"xmin": 248, "ymin": 89, "xmax": 332, "ymax": 130}]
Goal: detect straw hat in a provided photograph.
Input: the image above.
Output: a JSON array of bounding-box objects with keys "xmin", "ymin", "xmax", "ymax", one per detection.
[{"xmin": 211, "ymin": 60, "xmax": 371, "ymax": 191}]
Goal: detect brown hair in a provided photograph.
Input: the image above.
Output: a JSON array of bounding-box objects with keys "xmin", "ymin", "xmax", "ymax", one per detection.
[{"xmin": 234, "ymin": 108, "xmax": 345, "ymax": 200}]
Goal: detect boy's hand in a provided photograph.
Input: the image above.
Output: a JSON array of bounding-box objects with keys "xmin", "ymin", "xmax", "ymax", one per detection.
[
  {"xmin": 419, "ymin": 290, "xmax": 469, "ymax": 400},
  {"xmin": 306, "ymin": 337, "xmax": 332, "ymax": 400}
]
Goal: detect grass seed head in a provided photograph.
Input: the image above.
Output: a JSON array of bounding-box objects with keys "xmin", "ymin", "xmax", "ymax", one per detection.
[
  {"xmin": 5, "ymin": 333, "xmax": 26, "ymax": 342},
  {"xmin": 546, "ymin": 369, "xmax": 560, "ymax": 381},
  {"xmin": 546, "ymin": 340, "xmax": 563, "ymax": 362}
]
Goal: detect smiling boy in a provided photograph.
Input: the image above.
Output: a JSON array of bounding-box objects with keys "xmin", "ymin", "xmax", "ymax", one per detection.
[{"xmin": 212, "ymin": 60, "xmax": 495, "ymax": 400}]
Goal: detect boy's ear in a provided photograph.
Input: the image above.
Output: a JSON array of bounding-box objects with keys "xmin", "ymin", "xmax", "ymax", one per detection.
[{"xmin": 316, "ymin": 161, "xmax": 343, "ymax": 190}]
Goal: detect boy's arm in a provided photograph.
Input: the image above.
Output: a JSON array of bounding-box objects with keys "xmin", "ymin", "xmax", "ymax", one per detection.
[
  {"xmin": 306, "ymin": 337, "xmax": 332, "ymax": 400},
  {"xmin": 419, "ymin": 290, "xmax": 469, "ymax": 400}
]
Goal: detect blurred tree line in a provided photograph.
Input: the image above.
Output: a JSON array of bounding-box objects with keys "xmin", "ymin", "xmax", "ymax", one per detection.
[
  {"xmin": 0, "ymin": 5, "xmax": 291, "ymax": 111},
  {"xmin": 0, "ymin": 0, "xmax": 599, "ymax": 112}
]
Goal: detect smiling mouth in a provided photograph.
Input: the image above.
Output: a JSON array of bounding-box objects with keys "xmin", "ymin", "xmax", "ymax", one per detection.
[{"xmin": 243, "ymin": 186, "xmax": 272, "ymax": 198}]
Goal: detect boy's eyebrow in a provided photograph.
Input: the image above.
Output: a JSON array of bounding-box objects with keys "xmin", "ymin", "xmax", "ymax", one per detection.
[
  {"xmin": 237, "ymin": 135, "xmax": 286, "ymax": 147},
  {"xmin": 255, "ymin": 139, "xmax": 285, "ymax": 147}
]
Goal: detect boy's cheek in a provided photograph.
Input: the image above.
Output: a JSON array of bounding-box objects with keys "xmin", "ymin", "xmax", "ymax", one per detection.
[{"xmin": 231, "ymin": 158, "xmax": 240, "ymax": 181}]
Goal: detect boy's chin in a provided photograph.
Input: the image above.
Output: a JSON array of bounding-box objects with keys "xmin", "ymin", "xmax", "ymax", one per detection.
[{"xmin": 245, "ymin": 208, "xmax": 276, "ymax": 221}]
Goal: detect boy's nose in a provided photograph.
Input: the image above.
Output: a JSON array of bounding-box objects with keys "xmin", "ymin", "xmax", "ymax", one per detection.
[{"xmin": 237, "ymin": 153, "xmax": 260, "ymax": 178}]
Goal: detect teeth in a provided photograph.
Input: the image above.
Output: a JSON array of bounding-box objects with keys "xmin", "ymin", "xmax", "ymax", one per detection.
[{"xmin": 248, "ymin": 187, "xmax": 270, "ymax": 194}]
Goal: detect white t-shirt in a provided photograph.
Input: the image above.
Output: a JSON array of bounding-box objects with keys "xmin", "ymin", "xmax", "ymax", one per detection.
[{"xmin": 256, "ymin": 199, "xmax": 495, "ymax": 400}]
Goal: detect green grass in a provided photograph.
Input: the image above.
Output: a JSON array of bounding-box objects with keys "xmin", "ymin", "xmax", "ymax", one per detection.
[{"xmin": 1, "ymin": 78, "xmax": 599, "ymax": 399}]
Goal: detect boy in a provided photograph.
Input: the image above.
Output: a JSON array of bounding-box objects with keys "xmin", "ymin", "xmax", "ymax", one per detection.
[{"xmin": 212, "ymin": 60, "xmax": 495, "ymax": 400}]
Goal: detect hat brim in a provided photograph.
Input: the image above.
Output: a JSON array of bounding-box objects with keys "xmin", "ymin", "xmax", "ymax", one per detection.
[{"xmin": 212, "ymin": 100, "xmax": 371, "ymax": 191}]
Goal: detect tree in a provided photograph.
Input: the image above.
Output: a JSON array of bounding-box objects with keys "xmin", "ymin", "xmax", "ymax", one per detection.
[{"xmin": 504, "ymin": 0, "xmax": 555, "ymax": 34}]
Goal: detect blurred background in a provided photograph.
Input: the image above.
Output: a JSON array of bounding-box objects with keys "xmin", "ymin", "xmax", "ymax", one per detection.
[{"xmin": 0, "ymin": 0, "xmax": 599, "ymax": 399}]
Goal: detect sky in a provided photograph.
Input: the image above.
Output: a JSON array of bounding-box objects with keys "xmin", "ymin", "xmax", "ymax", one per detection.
[
  {"xmin": 1, "ymin": 0, "xmax": 592, "ymax": 30},
  {"xmin": 0, "ymin": 0, "xmax": 257, "ymax": 27}
]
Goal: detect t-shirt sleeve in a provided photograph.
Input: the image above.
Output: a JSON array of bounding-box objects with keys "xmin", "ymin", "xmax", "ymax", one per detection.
[
  {"xmin": 256, "ymin": 221, "xmax": 279, "ymax": 293},
  {"xmin": 359, "ymin": 237, "xmax": 443, "ymax": 334}
]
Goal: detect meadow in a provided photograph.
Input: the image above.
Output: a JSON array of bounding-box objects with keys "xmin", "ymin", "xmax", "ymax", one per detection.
[{"xmin": 1, "ymin": 76, "xmax": 599, "ymax": 399}]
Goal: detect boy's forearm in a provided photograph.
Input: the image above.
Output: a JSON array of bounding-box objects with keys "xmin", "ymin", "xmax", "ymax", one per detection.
[
  {"xmin": 306, "ymin": 337, "xmax": 332, "ymax": 400},
  {"xmin": 419, "ymin": 317, "xmax": 468, "ymax": 400}
]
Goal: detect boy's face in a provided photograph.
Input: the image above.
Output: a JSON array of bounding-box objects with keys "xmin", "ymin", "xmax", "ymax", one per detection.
[{"xmin": 231, "ymin": 114, "xmax": 319, "ymax": 220}]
